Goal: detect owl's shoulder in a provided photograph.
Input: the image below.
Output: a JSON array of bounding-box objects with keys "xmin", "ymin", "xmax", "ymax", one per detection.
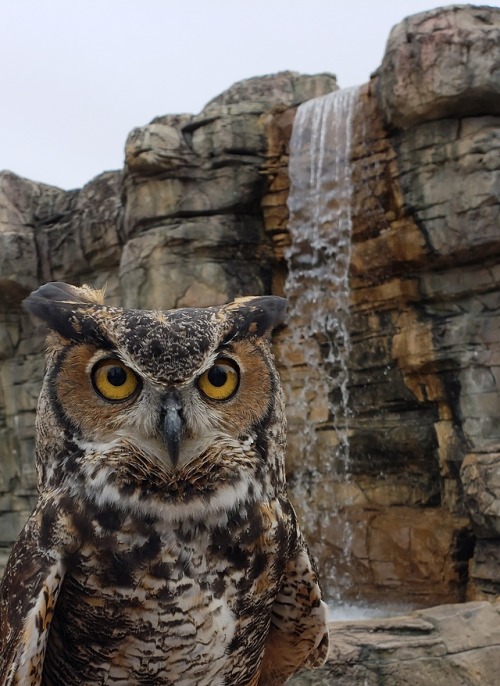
[{"xmin": 0, "ymin": 496, "xmax": 68, "ymax": 685}]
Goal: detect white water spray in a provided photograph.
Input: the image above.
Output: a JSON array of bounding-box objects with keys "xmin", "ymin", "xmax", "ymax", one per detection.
[{"xmin": 284, "ymin": 86, "xmax": 359, "ymax": 599}]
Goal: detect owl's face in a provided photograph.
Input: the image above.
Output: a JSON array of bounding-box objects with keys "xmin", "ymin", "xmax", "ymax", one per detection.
[
  {"xmin": 53, "ymin": 336, "xmax": 276, "ymax": 471},
  {"xmin": 25, "ymin": 283, "xmax": 287, "ymax": 492}
]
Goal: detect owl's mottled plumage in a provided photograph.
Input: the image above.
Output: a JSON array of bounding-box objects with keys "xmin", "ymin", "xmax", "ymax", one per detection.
[{"xmin": 0, "ymin": 282, "xmax": 329, "ymax": 685}]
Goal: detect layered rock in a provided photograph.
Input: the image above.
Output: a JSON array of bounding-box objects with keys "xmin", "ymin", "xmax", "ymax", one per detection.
[
  {"xmin": 0, "ymin": 170, "xmax": 123, "ymax": 570},
  {"xmin": 260, "ymin": 4, "xmax": 500, "ymax": 605},
  {"xmin": 269, "ymin": 80, "xmax": 477, "ymax": 604},
  {"xmin": 120, "ymin": 72, "xmax": 337, "ymax": 311},
  {"xmin": 372, "ymin": 4, "xmax": 500, "ymax": 603}
]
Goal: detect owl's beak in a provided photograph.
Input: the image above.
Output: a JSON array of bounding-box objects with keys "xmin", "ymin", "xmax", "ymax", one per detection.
[{"xmin": 161, "ymin": 391, "xmax": 184, "ymax": 468}]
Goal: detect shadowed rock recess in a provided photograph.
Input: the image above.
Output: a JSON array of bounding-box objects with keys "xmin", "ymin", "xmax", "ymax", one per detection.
[{"xmin": 1, "ymin": 5, "xmax": 500, "ymax": 682}]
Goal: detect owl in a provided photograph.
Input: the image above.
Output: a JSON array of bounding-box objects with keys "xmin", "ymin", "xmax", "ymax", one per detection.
[{"xmin": 0, "ymin": 281, "xmax": 329, "ymax": 686}]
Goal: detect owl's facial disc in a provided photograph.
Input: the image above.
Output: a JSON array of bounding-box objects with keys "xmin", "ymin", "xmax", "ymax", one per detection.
[{"xmin": 161, "ymin": 391, "xmax": 184, "ymax": 468}]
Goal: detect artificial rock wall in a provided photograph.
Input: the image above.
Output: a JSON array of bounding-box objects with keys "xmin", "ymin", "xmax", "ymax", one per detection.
[
  {"xmin": 1, "ymin": 5, "xmax": 500, "ymax": 607},
  {"xmin": 264, "ymin": 4, "xmax": 500, "ymax": 605},
  {"xmin": 351, "ymin": 4, "xmax": 500, "ymax": 604}
]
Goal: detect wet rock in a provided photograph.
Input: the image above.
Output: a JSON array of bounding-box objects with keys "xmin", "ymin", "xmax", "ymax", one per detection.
[
  {"xmin": 461, "ymin": 452, "xmax": 500, "ymax": 538},
  {"xmin": 269, "ymin": 6, "xmax": 500, "ymax": 604}
]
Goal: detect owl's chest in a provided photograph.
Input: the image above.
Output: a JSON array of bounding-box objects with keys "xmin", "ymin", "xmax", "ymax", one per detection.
[{"xmin": 46, "ymin": 511, "xmax": 282, "ymax": 685}]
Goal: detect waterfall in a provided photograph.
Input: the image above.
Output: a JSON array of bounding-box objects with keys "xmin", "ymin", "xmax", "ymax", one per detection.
[{"xmin": 284, "ymin": 86, "xmax": 359, "ymax": 601}]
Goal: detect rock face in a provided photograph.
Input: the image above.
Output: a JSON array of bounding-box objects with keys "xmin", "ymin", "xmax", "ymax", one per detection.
[
  {"xmin": 354, "ymin": 5, "xmax": 500, "ymax": 605},
  {"xmin": 0, "ymin": 170, "xmax": 122, "ymax": 570},
  {"xmin": 120, "ymin": 71, "xmax": 337, "ymax": 312},
  {"xmin": 289, "ymin": 602, "xmax": 500, "ymax": 685},
  {"xmin": 1, "ymin": 4, "xmax": 500, "ymax": 614},
  {"xmin": 266, "ymin": 4, "xmax": 500, "ymax": 606}
]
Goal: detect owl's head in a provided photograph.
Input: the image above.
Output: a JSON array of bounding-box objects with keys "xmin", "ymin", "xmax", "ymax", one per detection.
[{"xmin": 25, "ymin": 283, "xmax": 287, "ymax": 514}]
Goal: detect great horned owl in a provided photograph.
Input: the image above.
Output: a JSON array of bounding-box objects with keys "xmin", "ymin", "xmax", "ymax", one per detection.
[{"xmin": 0, "ymin": 282, "xmax": 329, "ymax": 686}]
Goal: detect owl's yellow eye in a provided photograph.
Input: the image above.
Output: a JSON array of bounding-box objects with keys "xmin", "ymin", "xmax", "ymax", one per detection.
[
  {"xmin": 197, "ymin": 359, "xmax": 240, "ymax": 401},
  {"xmin": 91, "ymin": 359, "xmax": 140, "ymax": 402}
]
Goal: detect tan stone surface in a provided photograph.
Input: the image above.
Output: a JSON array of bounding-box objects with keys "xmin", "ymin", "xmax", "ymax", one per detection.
[
  {"xmin": 377, "ymin": 5, "xmax": 500, "ymax": 129},
  {"xmin": 289, "ymin": 602, "xmax": 500, "ymax": 686}
]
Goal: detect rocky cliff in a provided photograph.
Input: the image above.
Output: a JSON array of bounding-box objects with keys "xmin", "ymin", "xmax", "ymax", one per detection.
[
  {"xmin": 263, "ymin": 4, "xmax": 500, "ymax": 607},
  {"xmin": 1, "ymin": 4, "xmax": 499, "ymax": 619}
]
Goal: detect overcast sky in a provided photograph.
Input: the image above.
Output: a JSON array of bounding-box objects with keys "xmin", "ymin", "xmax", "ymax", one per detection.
[{"xmin": 2, "ymin": 1, "xmax": 498, "ymax": 190}]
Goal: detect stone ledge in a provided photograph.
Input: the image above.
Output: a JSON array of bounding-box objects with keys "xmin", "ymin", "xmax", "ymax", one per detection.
[{"xmin": 290, "ymin": 601, "xmax": 500, "ymax": 685}]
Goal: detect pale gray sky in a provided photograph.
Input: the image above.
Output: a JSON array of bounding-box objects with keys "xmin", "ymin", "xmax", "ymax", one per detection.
[{"xmin": 1, "ymin": 1, "xmax": 497, "ymax": 190}]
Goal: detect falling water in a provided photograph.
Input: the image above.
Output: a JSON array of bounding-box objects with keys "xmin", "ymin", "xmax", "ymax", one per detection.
[{"xmin": 284, "ymin": 86, "xmax": 359, "ymax": 600}]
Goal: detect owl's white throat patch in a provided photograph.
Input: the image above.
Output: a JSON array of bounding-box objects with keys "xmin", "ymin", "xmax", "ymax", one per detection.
[{"xmin": 75, "ymin": 437, "xmax": 263, "ymax": 524}]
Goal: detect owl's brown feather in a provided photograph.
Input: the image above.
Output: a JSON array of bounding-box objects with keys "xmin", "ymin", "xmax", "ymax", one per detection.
[
  {"xmin": 0, "ymin": 283, "xmax": 328, "ymax": 685},
  {"xmin": 259, "ymin": 534, "xmax": 330, "ymax": 684}
]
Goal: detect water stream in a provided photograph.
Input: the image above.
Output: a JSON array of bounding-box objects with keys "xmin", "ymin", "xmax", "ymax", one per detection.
[{"xmin": 284, "ymin": 86, "xmax": 359, "ymax": 602}]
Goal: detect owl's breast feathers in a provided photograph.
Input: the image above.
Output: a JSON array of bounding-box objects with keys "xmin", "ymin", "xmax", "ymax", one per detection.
[{"xmin": 1, "ymin": 487, "xmax": 328, "ymax": 685}]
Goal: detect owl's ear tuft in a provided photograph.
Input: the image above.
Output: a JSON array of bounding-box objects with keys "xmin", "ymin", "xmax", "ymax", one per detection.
[
  {"xmin": 25, "ymin": 282, "xmax": 105, "ymax": 307},
  {"xmin": 23, "ymin": 281, "xmax": 106, "ymax": 342},
  {"xmin": 223, "ymin": 296, "xmax": 287, "ymax": 340}
]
